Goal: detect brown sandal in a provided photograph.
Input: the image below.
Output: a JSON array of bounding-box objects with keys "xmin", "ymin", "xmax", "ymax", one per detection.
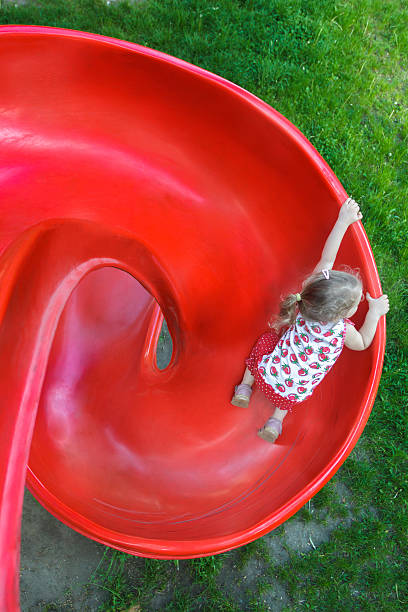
[
  {"xmin": 258, "ymin": 417, "xmax": 282, "ymax": 443},
  {"xmin": 231, "ymin": 383, "xmax": 252, "ymax": 408}
]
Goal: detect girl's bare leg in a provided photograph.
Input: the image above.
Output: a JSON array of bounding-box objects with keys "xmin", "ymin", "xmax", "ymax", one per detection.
[
  {"xmin": 270, "ymin": 406, "xmax": 288, "ymax": 425},
  {"xmin": 241, "ymin": 367, "xmax": 254, "ymax": 386}
]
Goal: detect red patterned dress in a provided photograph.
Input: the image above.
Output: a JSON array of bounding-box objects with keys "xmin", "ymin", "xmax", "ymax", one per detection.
[{"xmin": 245, "ymin": 314, "xmax": 353, "ymax": 412}]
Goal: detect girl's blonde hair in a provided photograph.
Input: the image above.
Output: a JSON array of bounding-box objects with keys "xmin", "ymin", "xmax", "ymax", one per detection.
[{"xmin": 270, "ymin": 268, "xmax": 362, "ymax": 333}]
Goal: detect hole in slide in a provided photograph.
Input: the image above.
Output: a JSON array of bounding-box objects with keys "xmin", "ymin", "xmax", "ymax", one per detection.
[{"xmin": 48, "ymin": 266, "xmax": 173, "ymax": 379}]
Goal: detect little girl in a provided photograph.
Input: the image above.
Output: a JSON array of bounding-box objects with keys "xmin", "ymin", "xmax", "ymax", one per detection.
[{"xmin": 231, "ymin": 197, "xmax": 389, "ymax": 443}]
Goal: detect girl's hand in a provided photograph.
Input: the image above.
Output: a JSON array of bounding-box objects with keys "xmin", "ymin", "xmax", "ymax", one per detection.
[
  {"xmin": 338, "ymin": 197, "xmax": 363, "ymax": 226},
  {"xmin": 366, "ymin": 293, "xmax": 389, "ymax": 318}
]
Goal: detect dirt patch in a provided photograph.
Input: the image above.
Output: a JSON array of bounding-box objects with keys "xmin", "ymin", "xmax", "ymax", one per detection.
[
  {"xmin": 20, "ymin": 489, "xmax": 109, "ymax": 610},
  {"xmin": 19, "ymin": 471, "xmax": 362, "ymax": 610}
]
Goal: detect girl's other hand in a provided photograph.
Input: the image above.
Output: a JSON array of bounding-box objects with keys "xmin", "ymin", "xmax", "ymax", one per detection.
[
  {"xmin": 338, "ymin": 197, "xmax": 363, "ymax": 226},
  {"xmin": 366, "ymin": 292, "xmax": 389, "ymax": 317}
]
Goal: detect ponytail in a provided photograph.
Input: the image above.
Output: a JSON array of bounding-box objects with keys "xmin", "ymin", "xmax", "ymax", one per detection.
[{"xmin": 270, "ymin": 293, "xmax": 299, "ymax": 332}]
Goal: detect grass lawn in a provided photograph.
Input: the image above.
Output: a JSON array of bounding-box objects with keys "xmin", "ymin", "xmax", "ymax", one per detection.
[{"xmin": 2, "ymin": 0, "xmax": 407, "ymax": 610}]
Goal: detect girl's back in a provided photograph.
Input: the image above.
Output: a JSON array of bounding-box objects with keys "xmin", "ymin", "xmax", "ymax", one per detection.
[{"xmin": 259, "ymin": 314, "xmax": 349, "ymax": 402}]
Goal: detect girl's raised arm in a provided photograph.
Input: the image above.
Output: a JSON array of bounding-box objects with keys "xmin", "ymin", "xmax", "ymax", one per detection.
[{"xmin": 313, "ymin": 197, "xmax": 363, "ymax": 274}]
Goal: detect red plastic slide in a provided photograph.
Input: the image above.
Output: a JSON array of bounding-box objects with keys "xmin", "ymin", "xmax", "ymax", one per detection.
[{"xmin": 0, "ymin": 26, "xmax": 385, "ymax": 610}]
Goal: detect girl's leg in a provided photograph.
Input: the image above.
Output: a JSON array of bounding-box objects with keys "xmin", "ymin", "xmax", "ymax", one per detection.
[
  {"xmin": 270, "ymin": 406, "xmax": 288, "ymax": 424},
  {"xmin": 231, "ymin": 368, "xmax": 254, "ymax": 407},
  {"xmin": 258, "ymin": 407, "xmax": 288, "ymax": 443},
  {"xmin": 242, "ymin": 367, "xmax": 254, "ymax": 386}
]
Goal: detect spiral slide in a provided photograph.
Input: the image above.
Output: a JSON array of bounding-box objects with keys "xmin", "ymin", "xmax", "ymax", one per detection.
[{"xmin": 0, "ymin": 26, "xmax": 385, "ymax": 609}]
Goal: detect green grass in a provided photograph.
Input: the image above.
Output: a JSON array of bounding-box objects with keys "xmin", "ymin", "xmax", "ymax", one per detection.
[
  {"xmin": 87, "ymin": 549, "xmax": 135, "ymax": 610},
  {"xmin": 277, "ymin": 517, "xmax": 406, "ymax": 611},
  {"xmin": 2, "ymin": 0, "xmax": 407, "ymax": 610}
]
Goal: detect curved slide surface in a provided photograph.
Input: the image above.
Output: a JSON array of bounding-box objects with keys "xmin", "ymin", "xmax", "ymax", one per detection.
[{"xmin": 0, "ymin": 26, "xmax": 385, "ymax": 610}]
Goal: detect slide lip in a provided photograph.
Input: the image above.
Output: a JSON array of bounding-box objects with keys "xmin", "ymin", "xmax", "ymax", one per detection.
[
  {"xmin": 2, "ymin": 24, "xmax": 385, "ymax": 557},
  {"xmin": 0, "ymin": 24, "xmax": 360, "ymax": 198}
]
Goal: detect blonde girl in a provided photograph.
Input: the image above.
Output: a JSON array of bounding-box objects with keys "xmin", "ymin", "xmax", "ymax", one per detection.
[{"xmin": 231, "ymin": 198, "xmax": 389, "ymax": 443}]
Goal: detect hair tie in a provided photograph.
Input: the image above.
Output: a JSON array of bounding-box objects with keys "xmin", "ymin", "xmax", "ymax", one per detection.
[
  {"xmin": 322, "ymin": 269, "xmax": 330, "ymax": 280},
  {"xmin": 295, "ymin": 293, "xmax": 301, "ymax": 302}
]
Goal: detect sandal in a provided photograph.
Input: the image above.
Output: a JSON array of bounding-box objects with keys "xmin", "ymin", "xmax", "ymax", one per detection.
[
  {"xmin": 258, "ymin": 417, "xmax": 282, "ymax": 443},
  {"xmin": 231, "ymin": 383, "xmax": 252, "ymax": 408}
]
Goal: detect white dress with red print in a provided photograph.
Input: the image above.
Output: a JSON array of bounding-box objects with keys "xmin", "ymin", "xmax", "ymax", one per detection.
[{"xmin": 257, "ymin": 315, "xmax": 350, "ymax": 402}]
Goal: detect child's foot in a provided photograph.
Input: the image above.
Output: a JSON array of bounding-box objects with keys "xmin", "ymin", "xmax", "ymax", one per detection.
[
  {"xmin": 231, "ymin": 383, "xmax": 252, "ymax": 407},
  {"xmin": 258, "ymin": 417, "xmax": 282, "ymax": 443}
]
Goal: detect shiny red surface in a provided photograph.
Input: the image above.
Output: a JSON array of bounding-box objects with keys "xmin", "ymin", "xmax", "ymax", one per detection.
[{"xmin": 0, "ymin": 26, "xmax": 385, "ymax": 609}]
